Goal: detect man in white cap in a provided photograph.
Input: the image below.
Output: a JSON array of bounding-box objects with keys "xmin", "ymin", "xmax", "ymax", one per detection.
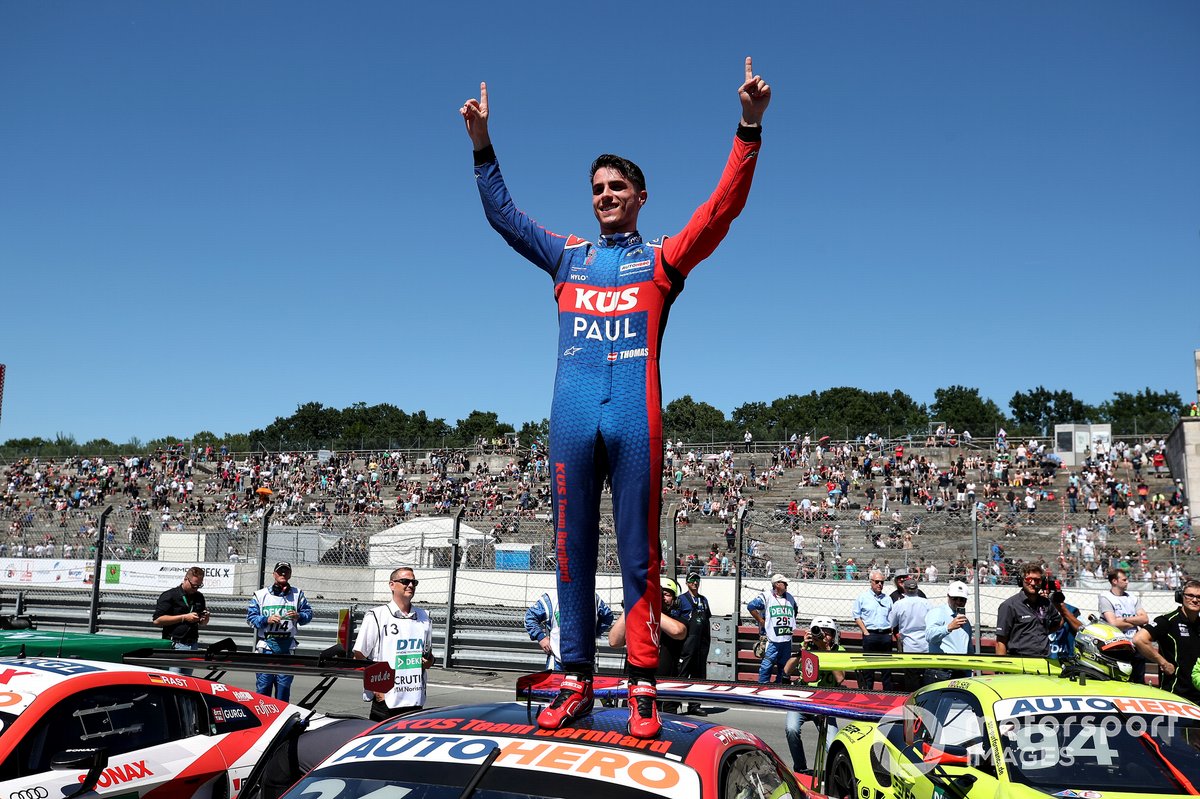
[
  {"xmin": 747, "ymin": 574, "xmax": 797, "ymax": 683},
  {"xmin": 925, "ymin": 580, "xmax": 973, "ymax": 682}
]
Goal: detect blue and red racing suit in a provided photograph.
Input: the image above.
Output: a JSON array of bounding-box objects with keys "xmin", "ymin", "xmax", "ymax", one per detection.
[{"xmin": 473, "ymin": 127, "xmax": 761, "ymax": 672}]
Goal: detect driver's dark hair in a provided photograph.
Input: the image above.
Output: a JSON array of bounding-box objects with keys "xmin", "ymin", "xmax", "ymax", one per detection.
[{"xmin": 590, "ymin": 154, "xmax": 646, "ymax": 194}]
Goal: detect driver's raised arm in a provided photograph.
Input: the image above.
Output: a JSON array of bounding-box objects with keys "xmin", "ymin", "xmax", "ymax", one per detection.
[
  {"xmin": 462, "ymin": 81, "xmax": 565, "ymax": 278},
  {"xmin": 661, "ymin": 57, "xmax": 770, "ymax": 276}
]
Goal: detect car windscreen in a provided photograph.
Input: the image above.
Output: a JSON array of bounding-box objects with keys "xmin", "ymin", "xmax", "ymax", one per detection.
[
  {"xmin": 283, "ymin": 759, "xmax": 696, "ymax": 799},
  {"xmin": 997, "ymin": 711, "xmax": 1200, "ymax": 793},
  {"xmin": 0, "ymin": 712, "xmax": 16, "ymax": 736}
]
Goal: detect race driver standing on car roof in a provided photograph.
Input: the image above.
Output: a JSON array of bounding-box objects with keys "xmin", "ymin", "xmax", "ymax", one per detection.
[{"xmin": 461, "ymin": 58, "xmax": 770, "ymax": 738}]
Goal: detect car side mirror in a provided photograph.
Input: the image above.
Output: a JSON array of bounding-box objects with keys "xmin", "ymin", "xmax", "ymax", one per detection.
[{"xmin": 53, "ymin": 748, "xmax": 108, "ymax": 799}]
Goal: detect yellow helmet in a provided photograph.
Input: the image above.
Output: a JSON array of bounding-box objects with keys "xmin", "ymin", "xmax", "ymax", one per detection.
[
  {"xmin": 1074, "ymin": 622, "xmax": 1134, "ymax": 681},
  {"xmin": 661, "ymin": 578, "xmax": 679, "ymax": 596}
]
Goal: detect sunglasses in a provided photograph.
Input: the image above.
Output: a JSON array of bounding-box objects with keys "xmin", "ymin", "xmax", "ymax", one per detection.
[
  {"xmin": 871, "ymin": 579, "xmax": 884, "ymax": 584},
  {"xmin": 1024, "ymin": 577, "xmax": 1044, "ymax": 585},
  {"xmin": 391, "ymin": 578, "xmax": 419, "ymax": 587},
  {"xmin": 1183, "ymin": 594, "xmax": 1200, "ymax": 602},
  {"xmin": 187, "ymin": 579, "xmax": 204, "ymax": 588}
]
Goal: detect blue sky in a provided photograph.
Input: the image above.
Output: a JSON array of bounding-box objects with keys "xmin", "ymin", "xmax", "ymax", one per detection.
[{"xmin": 2, "ymin": 1, "xmax": 1197, "ymax": 443}]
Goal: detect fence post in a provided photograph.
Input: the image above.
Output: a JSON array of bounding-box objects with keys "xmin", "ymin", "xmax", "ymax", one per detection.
[
  {"xmin": 444, "ymin": 506, "xmax": 466, "ymax": 668},
  {"xmin": 88, "ymin": 505, "xmax": 113, "ymax": 633},
  {"xmin": 258, "ymin": 506, "xmax": 276, "ymax": 590},
  {"xmin": 732, "ymin": 505, "xmax": 749, "ymax": 678},
  {"xmin": 664, "ymin": 504, "xmax": 678, "ymax": 581}
]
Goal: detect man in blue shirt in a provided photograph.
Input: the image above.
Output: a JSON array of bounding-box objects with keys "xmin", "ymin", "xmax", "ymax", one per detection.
[
  {"xmin": 925, "ymin": 580, "xmax": 972, "ymax": 682},
  {"xmin": 852, "ymin": 569, "xmax": 894, "ymax": 689}
]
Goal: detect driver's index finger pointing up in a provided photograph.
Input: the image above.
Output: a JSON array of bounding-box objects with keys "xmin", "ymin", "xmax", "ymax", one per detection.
[
  {"xmin": 744, "ymin": 56, "xmax": 753, "ymax": 82},
  {"xmin": 480, "ymin": 82, "xmax": 488, "ymax": 111}
]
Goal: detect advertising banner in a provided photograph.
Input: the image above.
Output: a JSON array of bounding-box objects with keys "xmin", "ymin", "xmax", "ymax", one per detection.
[{"xmin": 0, "ymin": 559, "xmax": 237, "ymax": 594}]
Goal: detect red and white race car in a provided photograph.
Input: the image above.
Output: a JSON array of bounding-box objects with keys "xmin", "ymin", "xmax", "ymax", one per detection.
[{"xmin": 0, "ymin": 652, "xmax": 368, "ymax": 798}]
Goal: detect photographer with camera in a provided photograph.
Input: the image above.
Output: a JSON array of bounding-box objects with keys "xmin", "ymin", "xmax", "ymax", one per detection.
[
  {"xmin": 995, "ymin": 563, "xmax": 1062, "ymax": 657},
  {"xmin": 1046, "ymin": 577, "xmax": 1085, "ymax": 664},
  {"xmin": 782, "ymin": 618, "xmax": 845, "ymax": 776}
]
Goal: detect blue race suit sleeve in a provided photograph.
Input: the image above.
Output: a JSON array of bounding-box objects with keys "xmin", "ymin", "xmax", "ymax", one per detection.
[
  {"xmin": 525, "ymin": 594, "xmax": 550, "ymax": 641},
  {"xmin": 296, "ymin": 590, "xmax": 313, "ymax": 626},
  {"xmin": 474, "ymin": 146, "xmax": 568, "ymax": 280},
  {"xmin": 596, "ymin": 597, "xmax": 615, "ymax": 637},
  {"xmin": 247, "ymin": 594, "xmax": 268, "ymax": 631}
]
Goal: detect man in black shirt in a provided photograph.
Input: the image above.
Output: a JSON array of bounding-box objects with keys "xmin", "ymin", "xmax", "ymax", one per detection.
[
  {"xmin": 995, "ymin": 563, "xmax": 1062, "ymax": 657},
  {"xmin": 153, "ymin": 566, "xmax": 210, "ymax": 673},
  {"xmin": 889, "ymin": 569, "xmax": 927, "ymax": 602},
  {"xmin": 1135, "ymin": 579, "xmax": 1200, "ymax": 702}
]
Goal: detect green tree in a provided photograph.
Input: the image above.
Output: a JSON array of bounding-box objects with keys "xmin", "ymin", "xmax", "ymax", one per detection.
[
  {"xmin": 1097, "ymin": 388, "xmax": 1182, "ymax": 435},
  {"xmin": 518, "ymin": 418, "xmax": 550, "ymax": 447},
  {"xmin": 731, "ymin": 401, "xmax": 772, "ymax": 439},
  {"xmin": 930, "ymin": 386, "xmax": 1008, "ymax": 436},
  {"xmin": 455, "ymin": 410, "xmax": 514, "ymax": 447},
  {"xmin": 1009, "ymin": 386, "xmax": 1096, "ymax": 436},
  {"xmin": 259, "ymin": 401, "xmax": 344, "ymax": 448},
  {"xmin": 663, "ymin": 395, "xmax": 732, "ymax": 442}
]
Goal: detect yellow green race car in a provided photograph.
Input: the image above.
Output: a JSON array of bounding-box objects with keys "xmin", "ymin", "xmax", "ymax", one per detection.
[{"xmin": 823, "ymin": 671, "xmax": 1200, "ymax": 799}]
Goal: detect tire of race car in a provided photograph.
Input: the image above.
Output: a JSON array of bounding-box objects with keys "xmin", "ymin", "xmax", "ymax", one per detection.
[{"xmin": 825, "ymin": 748, "xmax": 857, "ymax": 799}]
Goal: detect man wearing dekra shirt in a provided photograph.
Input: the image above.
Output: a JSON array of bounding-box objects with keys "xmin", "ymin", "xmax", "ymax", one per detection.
[
  {"xmin": 246, "ymin": 561, "xmax": 313, "ymax": 702},
  {"xmin": 353, "ymin": 567, "xmax": 434, "ymax": 721},
  {"xmin": 748, "ymin": 574, "xmax": 797, "ymax": 683}
]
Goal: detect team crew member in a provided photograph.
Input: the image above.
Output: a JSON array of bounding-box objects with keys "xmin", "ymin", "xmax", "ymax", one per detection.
[
  {"xmin": 462, "ymin": 58, "xmax": 771, "ymax": 738},
  {"xmin": 353, "ymin": 567, "xmax": 434, "ymax": 721},
  {"xmin": 676, "ymin": 572, "xmax": 712, "ymax": 714},
  {"xmin": 995, "ymin": 564, "xmax": 1062, "ymax": 657},
  {"xmin": 748, "ymin": 574, "xmax": 797, "ymax": 683},
  {"xmin": 153, "ymin": 566, "xmax": 210, "ymax": 674},
  {"xmin": 524, "ymin": 589, "xmax": 614, "ymax": 670},
  {"xmin": 852, "ymin": 570, "xmax": 894, "ymax": 690},
  {"xmin": 246, "ymin": 562, "xmax": 313, "ymax": 702},
  {"xmin": 608, "ymin": 580, "xmax": 687, "ymax": 712},
  {"xmin": 1098, "ymin": 567, "xmax": 1149, "ymax": 683},
  {"xmin": 1135, "ymin": 578, "xmax": 1200, "ymax": 702}
]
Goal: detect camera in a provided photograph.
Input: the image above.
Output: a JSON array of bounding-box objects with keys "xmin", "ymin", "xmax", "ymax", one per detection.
[{"xmin": 810, "ymin": 628, "xmax": 826, "ymax": 643}]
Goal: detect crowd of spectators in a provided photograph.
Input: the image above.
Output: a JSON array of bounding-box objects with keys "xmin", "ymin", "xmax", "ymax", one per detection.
[{"xmin": 1, "ymin": 432, "xmax": 1190, "ymax": 586}]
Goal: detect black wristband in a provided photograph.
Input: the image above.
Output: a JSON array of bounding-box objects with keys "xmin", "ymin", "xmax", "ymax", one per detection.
[
  {"xmin": 473, "ymin": 145, "xmax": 496, "ymax": 166},
  {"xmin": 736, "ymin": 124, "xmax": 762, "ymax": 143}
]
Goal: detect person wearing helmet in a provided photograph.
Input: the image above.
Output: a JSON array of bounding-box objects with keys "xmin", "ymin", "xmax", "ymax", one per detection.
[
  {"xmin": 1064, "ymin": 622, "xmax": 1135, "ymax": 681},
  {"xmin": 608, "ymin": 578, "xmax": 688, "ymax": 713},
  {"xmin": 782, "ymin": 617, "xmax": 845, "ymax": 775}
]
